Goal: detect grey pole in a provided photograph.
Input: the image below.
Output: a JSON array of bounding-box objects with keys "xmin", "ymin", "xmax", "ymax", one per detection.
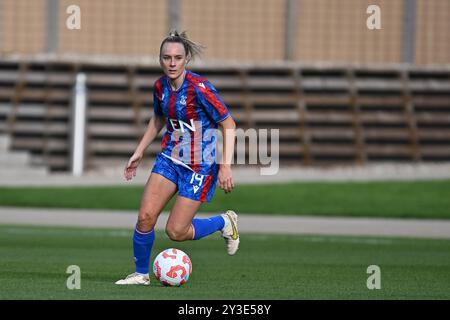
[
  {"xmin": 402, "ymin": 0, "xmax": 417, "ymax": 64},
  {"xmin": 284, "ymin": 0, "xmax": 298, "ymax": 61},
  {"xmin": 168, "ymin": 0, "xmax": 181, "ymax": 32},
  {"xmin": 46, "ymin": 0, "xmax": 59, "ymax": 53},
  {"xmin": 0, "ymin": 0, "xmax": 3, "ymax": 52}
]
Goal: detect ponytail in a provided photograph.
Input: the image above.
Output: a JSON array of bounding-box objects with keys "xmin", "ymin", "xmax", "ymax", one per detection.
[{"xmin": 159, "ymin": 30, "xmax": 205, "ymax": 62}]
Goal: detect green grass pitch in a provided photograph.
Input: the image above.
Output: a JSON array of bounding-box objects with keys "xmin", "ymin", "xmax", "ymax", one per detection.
[
  {"xmin": 1, "ymin": 180, "xmax": 449, "ymax": 219},
  {"xmin": 1, "ymin": 225, "xmax": 449, "ymax": 299}
]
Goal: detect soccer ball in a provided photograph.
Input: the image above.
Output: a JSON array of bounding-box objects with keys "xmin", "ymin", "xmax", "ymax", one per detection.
[{"xmin": 153, "ymin": 248, "xmax": 192, "ymax": 286}]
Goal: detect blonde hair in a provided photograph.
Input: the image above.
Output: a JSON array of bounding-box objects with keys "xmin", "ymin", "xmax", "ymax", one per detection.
[{"xmin": 159, "ymin": 30, "xmax": 205, "ymax": 62}]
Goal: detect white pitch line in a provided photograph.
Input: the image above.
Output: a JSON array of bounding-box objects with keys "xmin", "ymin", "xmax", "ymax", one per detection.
[{"xmin": 1, "ymin": 206, "xmax": 450, "ymax": 239}]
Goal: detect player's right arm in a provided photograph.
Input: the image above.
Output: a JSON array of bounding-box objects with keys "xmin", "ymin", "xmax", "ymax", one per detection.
[
  {"xmin": 124, "ymin": 114, "xmax": 166, "ymax": 181},
  {"xmin": 125, "ymin": 80, "xmax": 166, "ymax": 181}
]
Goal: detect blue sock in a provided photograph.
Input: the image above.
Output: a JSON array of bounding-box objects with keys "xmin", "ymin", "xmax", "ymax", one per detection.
[
  {"xmin": 133, "ymin": 227, "xmax": 155, "ymax": 274},
  {"xmin": 192, "ymin": 215, "xmax": 225, "ymax": 240}
]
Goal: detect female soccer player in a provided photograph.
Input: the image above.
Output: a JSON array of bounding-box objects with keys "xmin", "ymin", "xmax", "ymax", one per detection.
[{"xmin": 116, "ymin": 31, "xmax": 239, "ymax": 285}]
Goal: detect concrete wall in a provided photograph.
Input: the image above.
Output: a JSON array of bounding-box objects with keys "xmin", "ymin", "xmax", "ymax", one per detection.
[
  {"xmin": 0, "ymin": 0, "xmax": 448, "ymax": 65},
  {"xmin": 295, "ymin": 0, "xmax": 403, "ymax": 64}
]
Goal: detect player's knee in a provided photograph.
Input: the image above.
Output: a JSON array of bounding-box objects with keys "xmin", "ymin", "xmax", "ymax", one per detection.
[
  {"xmin": 137, "ymin": 209, "xmax": 157, "ymax": 230},
  {"xmin": 165, "ymin": 226, "xmax": 187, "ymax": 242}
]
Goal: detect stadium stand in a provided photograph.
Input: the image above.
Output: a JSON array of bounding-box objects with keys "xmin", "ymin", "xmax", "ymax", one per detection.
[
  {"xmin": 0, "ymin": 1, "xmax": 449, "ymax": 172},
  {"xmin": 0, "ymin": 58, "xmax": 449, "ymax": 171}
]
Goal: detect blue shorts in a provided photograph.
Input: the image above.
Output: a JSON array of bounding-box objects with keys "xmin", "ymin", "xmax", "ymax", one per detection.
[{"xmin": 151, "ymin": 153, "xmax": 219, "ymax": 203}]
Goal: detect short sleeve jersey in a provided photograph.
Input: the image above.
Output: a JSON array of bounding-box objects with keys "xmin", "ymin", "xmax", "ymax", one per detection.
[{"xmin": 152, "ymin": 70, "xmax": 230, "ymax": 173}]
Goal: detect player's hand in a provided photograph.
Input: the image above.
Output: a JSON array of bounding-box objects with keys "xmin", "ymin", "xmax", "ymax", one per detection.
[
  {"xmin": 124, "ymin": 152, "xmax": 143, "ymax": 181},
  {"xmin": 218, "ymin": 165, "xmax": 234, "ymax": 194}
]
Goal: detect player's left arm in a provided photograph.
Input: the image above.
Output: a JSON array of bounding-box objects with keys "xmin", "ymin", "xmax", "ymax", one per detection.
[
  {"xmin": 218, "ymin": 115, "xmax": 236, "ymax": 194},
  {"xmin": 196, "ymin": 79, "xmax": 236, "ymax": 193}
]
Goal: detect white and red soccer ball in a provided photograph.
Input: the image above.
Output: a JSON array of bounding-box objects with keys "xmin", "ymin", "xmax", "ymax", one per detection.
[{"xmin": 153, "ymin": 248, "xmax": 192, "ymax": 286}]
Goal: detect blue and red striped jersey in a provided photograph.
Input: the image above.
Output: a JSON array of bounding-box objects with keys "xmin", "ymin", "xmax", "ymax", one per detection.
[{"xmin": 152, "ymin": 70, "xmax": 230, "ymax": 173}]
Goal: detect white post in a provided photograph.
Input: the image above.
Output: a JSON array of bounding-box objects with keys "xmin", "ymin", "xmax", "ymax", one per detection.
[{"xmin": 71, "ymin": 73, "xmax": 87, "ymax": 176}]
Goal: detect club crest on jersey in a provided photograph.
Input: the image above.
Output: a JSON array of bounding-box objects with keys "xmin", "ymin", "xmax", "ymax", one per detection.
[
  {"xmin": 169, "ymin": 118, "xmax": 196, "ymax": 133},
  {"xmin": 179, "ymin": 95, "xmax": 187, "ymax": 106}
]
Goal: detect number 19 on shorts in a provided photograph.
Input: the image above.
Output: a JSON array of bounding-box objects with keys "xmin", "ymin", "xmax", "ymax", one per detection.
[{"xmin": 190, "ymin": 173, "xmax": 205, "ymax": 186}]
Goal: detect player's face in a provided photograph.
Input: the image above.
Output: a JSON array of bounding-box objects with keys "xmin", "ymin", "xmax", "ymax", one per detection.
[{"xmin": 160, "ymin": 42, "xmax": 187, "ymax": 81}]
